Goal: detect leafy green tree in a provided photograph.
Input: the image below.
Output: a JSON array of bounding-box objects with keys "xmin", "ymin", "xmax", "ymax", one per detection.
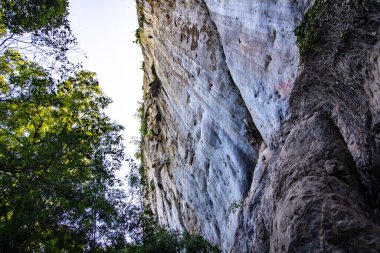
[
  {"xmin": 0, "ymin": 0, "xmax": 68, "ymax": 34},
  {"xmin": 0, "ymin": 49, "xmax": 140, "ymax": 252},
  {"xmin": 0, "ymin": 49, "xmax": 105, "ymax": 174},
  {"xmin": 0, "ymin": 0, "xmax": 78, "ymax": 75}
]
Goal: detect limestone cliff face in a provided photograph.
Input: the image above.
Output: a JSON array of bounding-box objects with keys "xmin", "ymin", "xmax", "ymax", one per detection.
[{"xmin": 136, "ymin": 0, "xmax": 380, "ymax": 252}]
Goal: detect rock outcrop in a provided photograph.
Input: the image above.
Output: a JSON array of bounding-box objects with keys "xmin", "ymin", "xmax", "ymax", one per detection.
[{"xmin": 136, "ymin": 0, "xmax": 380, "ymax": 251}]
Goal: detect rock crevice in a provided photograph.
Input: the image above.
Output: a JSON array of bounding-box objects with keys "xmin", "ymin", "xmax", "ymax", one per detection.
[{"xmin": 136, "ymin": 0, "xmax": 380, "ymax": 251}]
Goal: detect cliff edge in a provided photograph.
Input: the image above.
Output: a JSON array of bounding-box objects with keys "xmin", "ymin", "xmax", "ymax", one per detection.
[{"xmin": 136, "ymin": 0, "xmax": 380, "ymax": 251}]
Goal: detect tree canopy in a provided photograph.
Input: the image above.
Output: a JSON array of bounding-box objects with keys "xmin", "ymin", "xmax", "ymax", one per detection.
[
  {"xmin": 0, "ymin": 49, "xmax": 141, "ymax": 252},
  {"xmin": 0, "ymin": 0, "xmax": 78, "ymax": 75},
  {"xmin": 0, "ymin": 0, "xmax": 68, "ymax": 34}
]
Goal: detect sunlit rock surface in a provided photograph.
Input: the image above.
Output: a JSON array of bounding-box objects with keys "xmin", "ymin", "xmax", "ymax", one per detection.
[
  {"xmin": 136, "ymin": 0, "xmax": 380, "ymax": 251},
  {"xmin": 201, "ymin": 0, "xmax": 312, "ymax": 143}
]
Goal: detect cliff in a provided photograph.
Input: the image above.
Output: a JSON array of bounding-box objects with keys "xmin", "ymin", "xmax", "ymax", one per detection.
[{"xmin": 136, "ymin": 0, "xmax": 380, "ymax": 252}]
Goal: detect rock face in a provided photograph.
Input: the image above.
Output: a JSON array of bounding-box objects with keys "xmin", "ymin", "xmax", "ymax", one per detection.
[{"xmin": 136, "ymin": 0, "xmax": 380, "ymax": 251}]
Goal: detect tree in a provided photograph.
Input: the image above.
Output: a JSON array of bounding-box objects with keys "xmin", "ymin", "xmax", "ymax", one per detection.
[
  {"xmin": 0, "ymin": 49, "xmax": 105, "ymax": 174},
  {"xmin": 0, "ymin": 2, "xmax": 142, "ymax": 251},
  {"xmin": 0, "ymin": 0, "xmax": 68, "ymax": 34},
  {"xmin": 0, "ymin": 50, "xmax": 140, "ymax": 252},
  {"xmin": 0, "ymin": 0, "xmax": 78, "ymax": 75}
]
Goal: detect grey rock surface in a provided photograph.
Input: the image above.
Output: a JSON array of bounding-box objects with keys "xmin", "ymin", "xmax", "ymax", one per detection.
[{"xmin": 136, "ymin": 0, "xmax": 380, "ymax": 252}]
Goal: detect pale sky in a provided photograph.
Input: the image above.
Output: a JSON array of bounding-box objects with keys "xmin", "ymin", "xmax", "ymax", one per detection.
[{"xmin": 68, "ymin": 0, "xmax": 143, "ymax": 163}]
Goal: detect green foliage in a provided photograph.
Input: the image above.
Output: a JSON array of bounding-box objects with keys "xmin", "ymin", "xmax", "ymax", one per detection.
[
  {"xmin": 0, "ymin": 3, "xmax": 145, "ymax": 252},
  {"xmin": 134, "ymin": 27, "xmax": 141, "ymax": 45},
  {"xmin": 117, "ymin": 226, "xmax": 220, "ymax": 253},
  {"xmin": 0, "ymin": 0, "xmax": 68, "ymax": 34},
  {"xmin": 295, "ymin": 0, "xmax": 327, "ymax": 62},
  {"xmin": 137, "ymin": 101, "xmax": 148, "ymax": 138},
  {"xmin": 0, "ymin": 50, "xmax": 141, "ymax": 252},
  {"xmin": 147, "ymin": 128, "xmax": 155, "ymax": 138},
  {"xmin": 0, "ymin": 50, "xmax": 107, "ymax": 173},
  {"xmin": 229, "ymin": 200, "xmax": 243, "ymax": 214},
  {"xmin": 151, "ymin": 64, "xmax": 157, "ymax": 82},
  {"xmin": 140, "ymin": 121, "xmax": 148, "ymax": 137},
  {"xmin": 140, "ymin": 226, "xmax": 220, "ymax": 253},
  {"xmin": 141, "ymin": 227, "xmax": 182, "ymax": 253},
  {"xmin": 181, "ymin": 231, "xmax": 221, "ymax": 253},
  {"xmin": 0, "ymin": 0, "xmax": 78, "ymax": 75}
]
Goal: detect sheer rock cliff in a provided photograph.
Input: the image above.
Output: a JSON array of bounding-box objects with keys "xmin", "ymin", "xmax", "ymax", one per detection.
[{"xmin": 136, "ymin": 0, "xmax": 380, "ymax": 251}]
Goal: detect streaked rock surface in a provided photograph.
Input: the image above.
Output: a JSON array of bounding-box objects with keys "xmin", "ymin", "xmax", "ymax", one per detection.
[{"xmin": 136, "ymin": 0, "xmax": 380, "ymax": 251}]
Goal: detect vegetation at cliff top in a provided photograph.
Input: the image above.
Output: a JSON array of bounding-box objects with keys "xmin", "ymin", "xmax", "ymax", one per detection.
[
  {"xmin": 295, "ymin": 0, "xmax": 380, "ymax": 63},
  {"xmin": 295, "ymin": 0, "xmax": 327, "ymax": 63}
]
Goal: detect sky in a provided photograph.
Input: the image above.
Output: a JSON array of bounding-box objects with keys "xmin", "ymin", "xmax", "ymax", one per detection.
[{"xmin": 68, "ymin": 0, "xmax": 143, "ymax": 164}]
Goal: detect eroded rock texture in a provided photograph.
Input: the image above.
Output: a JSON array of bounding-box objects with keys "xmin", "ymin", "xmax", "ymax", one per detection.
[{"xmin": 136, "ymin": 0, "xmax": 380, "ymax": 251}]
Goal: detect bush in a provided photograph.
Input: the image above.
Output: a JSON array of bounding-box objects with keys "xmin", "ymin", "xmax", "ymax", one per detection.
[
  {"xmin": 116, "ymin": 226, "xmax": 220, "ymax": 253},
  {"xmin": 134, "ymin": 27, "xmax": 141, "ymax": 44},
  {"xmin": 295, "ymin": 0, "xmax": 327, "ymax": 62}
]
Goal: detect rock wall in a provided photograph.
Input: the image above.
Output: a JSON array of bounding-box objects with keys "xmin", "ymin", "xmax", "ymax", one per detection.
[{"xmin": 136, "ymin": 0, "xmax": 380, "ymax": 252}]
